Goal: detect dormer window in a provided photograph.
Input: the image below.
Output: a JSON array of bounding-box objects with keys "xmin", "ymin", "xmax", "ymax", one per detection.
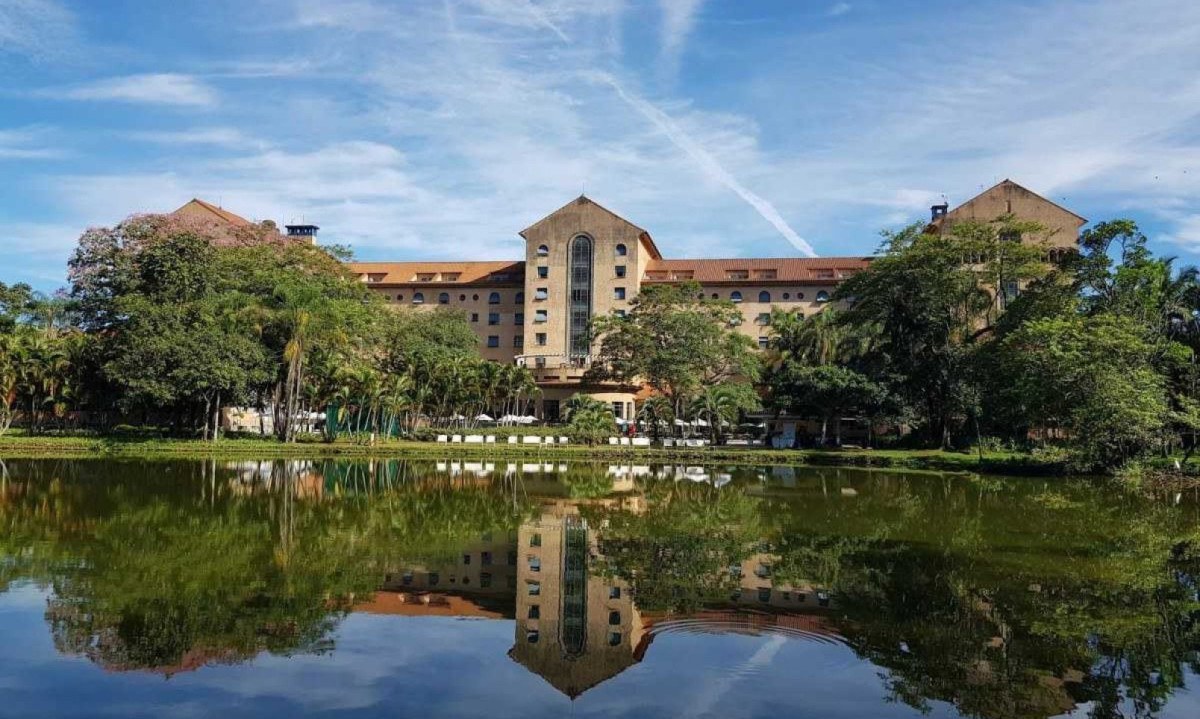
[
  {"xmin": 441, "ymin": 273, "xmax": 460, "ymax": 282},
  {"xmin": 815, "ymin": 270, "xmax": 835, "ymax": 279},
  {"xmin": 415, "ymin": 273, "xmax": 435, "ymax": 282},
  {"xmin": 615, "ymin": 243, "xmax": 627, "ymax": 257},
  {"xmin": 536, "ymin": 244, "xmax": 549, "ymax": 257},
  {"xmin": 753, "ymin": 269, "xmax": 777, "ymax": 280},
  {"xmin": 726, "ymin": 270, "xmax": 749, "ymax": 280}
]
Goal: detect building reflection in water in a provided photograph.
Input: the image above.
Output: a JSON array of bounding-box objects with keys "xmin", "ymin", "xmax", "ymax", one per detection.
[{"xmin": 346, "ymin": 461, "xmax": 837, "ymax": 700}]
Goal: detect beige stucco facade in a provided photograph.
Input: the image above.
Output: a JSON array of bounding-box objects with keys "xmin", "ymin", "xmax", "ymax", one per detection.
[{"xmin": 348, "ymin": 180, "xmax": 1084, "ymax": 421}]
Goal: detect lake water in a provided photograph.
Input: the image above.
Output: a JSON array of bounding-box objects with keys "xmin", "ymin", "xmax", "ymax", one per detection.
[{"xmin": 0, "ymin": 458, "xmax": 1197, "ymax": 718}]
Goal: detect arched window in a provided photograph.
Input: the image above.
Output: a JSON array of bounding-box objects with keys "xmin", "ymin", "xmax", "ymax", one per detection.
[
  {"xmin": 412, "ymin": 292, "xmax": 424, "ymax": 304},
  {"xmin": 816, "ymin": 290, "xmax": 830, "ymax": 303},
  {"xmin": 711, "ymin": 293, "xmax": 718, "ymax": 300},
  {"xmin": 615, "ymin": 243, "xmax": 627, "ymax": 257},
  {"xmin": 536, "ymin": 244, "xmax": 549, "ymax": 257},
  {"xmin": 488, "ymin": 292, "xmax": 501, "ymax": 304},
  {"xmin": 730, "ymin": 291, "xmax": 743, "ymax": 303},
  {"xmin": 568, "ymin": 235, "xmax": 594, "ymax": 357},
  {"xmin": 758, "ymin": 290, "xmax": 771, "ymax": 303},
  {"xmin": 438, "ymin": 292, "xmax": 449, "ymax": 304}
]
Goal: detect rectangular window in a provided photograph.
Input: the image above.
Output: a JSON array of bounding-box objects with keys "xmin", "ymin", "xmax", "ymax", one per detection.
[
  {"xmin": 528, "ymin": 605, "xmax": 540, "ymax": 619},
  {"xmin": 613, "ymin": 287, "xmax": 626, "ymax": 300},
  {"xmin": 758, "ymin": 336, "xmax": 769, "ymax": 349},
  {"xmin": 543, "ymin": 399, "xmax": 560, "ymax": 422},
  {"xmin": 514, "ymin": 335, "xmax": 524, "ymax": 348},
  {"xmin": 528, "ymin": 582, "xmax": 541, "ymax": 596},
  {"xmin": 609, "ymin": 587, "xmax": 621, "ymax": 600},
  {"xmin": 611, "ymin": 401, "xmax": 623, "ymax": 419},
  {"xmin": 463, "ymin": 554, "xmax": 471, "ymax": 565},
  {"xmin": 481, "ymin": 552, "xmax": 492, "ymax": 565},
  {"xmin": 535, "ymin": 333, "xmax": 547, "ymax": 346},
  {"xmin": 615, "ymin": 309, "xmax": 626, "ymax": 318},
  {"xmin": 757, "ymin": 313, "xmax": 771, "ymax": 325},
  {"xmin": 480, "ymin": 572, "xmax": 492, "ymax": 588},
  {"xmin": 429, "ymin": 572, "xmax": 439, "ymax": 586},
  {"xmin": 515, "ymin": 312, "xmax": 524, "ymax": 325},
  {"xmin": 470, "ymin": 313, "xmax": 479, "ymax": 322},
  {"xmin": 534, "ymin": 310, "xmax": 547, "ymax": 323},
  {"xmin": 530, "ymin": 533, "xmax": 542, "ymax": 547},
  {"xmin": 615, "ymin": 265, "xmax": 626, "ymax": 278},
  {"xmin": 488, "ymin": 312, "xmax": 500, "ymax": 325},
  {"xmin": 487, "ymin": 336, "xmax": 499, "ymax": 348},
  {"xmin": 528, "ymin": 556, "xmax": 541, "ymax": 572},
  {"xmin": 535, "ymin": 288, "xmax": 548, "ymax": 300},
  {"xmin": 537, "ymin": 266, "xmax": 548, "ymax": 279}
]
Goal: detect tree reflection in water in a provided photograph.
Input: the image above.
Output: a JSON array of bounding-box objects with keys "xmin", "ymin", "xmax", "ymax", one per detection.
[{"xmin": 0, "ymin": 458, "xmax": 1196, "ymax": 717}]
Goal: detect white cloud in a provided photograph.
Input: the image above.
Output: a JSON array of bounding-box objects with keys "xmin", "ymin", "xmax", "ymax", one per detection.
[
  {"xmin": 0, "ymin": 0, "xmax": 75, "ymax": 60},
  {"xmin": 0, "ymin": 126, "xmax": 64, "ymax": 159},
  {"xmin": 49, "ymin": 73, "xmax": 217, "ymax": 106},
  {"xmin": 827, "ymin": 2, "xmax": 851, "ymax": 17},
  {"xmin": 659, "ymin": 0, "xmax": 704, "ymax": 69},
  {"xmin": 125, "ymin": 127, "xmax": 263, "ymax": 149}
]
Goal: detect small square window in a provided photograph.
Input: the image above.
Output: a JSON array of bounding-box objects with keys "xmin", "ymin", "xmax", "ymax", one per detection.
[
  {"xmin": 534, "ymin": 310, "xmax": 548, "ymax": 323},
  {"xmin": 514, "ymin": 335, "xmax": 524, "ymax": 348},
  {"xmin": 609, "ymin": 587, "xmax": 621, "ymax": 600},
  {"xmin": 614, "ymin": 287, "xmax": 626, "ymax": 300},
  {"xmin": 536, "ymin": 333, "xmax": 547, "ymax": 346},
  {"xmin": 528, "ymin": 605, "xmax": 540, "ymax": 619},
  {"xmin": 537, "ymin": 266, "xmax": 548, "ymax": 279},
  {"xmin": 463, "ymin": 554, "xmax": 471, "ymax": 565},
  {"xmin": 429, "ymin": 572, "xmax": 440, "ymax": 586},
  {"xmin": 756, "ymin": 313, "xmax": 771, "ymax": 326},
  {"xmin": 615, "ymin": 265, "xmax": 626, "ymax": 278},
  {"xmin": 530, "ymin": 533, "xmax": 542, "ymax": 547},
  {"xmin": 489, "ymin": 312, "xmax": 500, "ymax": 325},
  {"xmin": 528, "ymin": 556, "xmax": 541, "ymax": 572},
  {"xmin": 609, "ymin": 632, "xmax": 621, "ymax": 646},
  {"xmin": 615, "ymin": 309, "xmax": 626, "ymax": 318},
  {"xmin": 758, "ymin": 337, "xmax": 769, "ymax": 349},
  {"xmin": 487, "ymin": 336, "xmax": 499, "ymax": 348},
  {"xmin": 758, "ymin": 587, "xmax": 771, "ymax": 603},
  {"xmin": 535, "ymin": 288, "xmax": 548, "ymax": 300},
  {"xmin": 480, "ymin": 572, "xmax": 492, "ymax": 588},
  {"xmin": 470, "ymin": 313, "xmax": 479, "ymax": 322},
  {"xmin": 481, "ymin": 552, "xmax": 492, "ymax": 565},
  {"xmin": 528, "ymin": 582, "xmax": 541, "ymax": 596},
  {"xmin": 608, "ymin": 611, "xmax": 621, "ymax": 625}
]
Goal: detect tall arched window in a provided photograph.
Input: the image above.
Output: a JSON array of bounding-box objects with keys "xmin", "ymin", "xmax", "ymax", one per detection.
[
  {"xmin": 412, "ymin": 292, "xmax": 424, "ymax": 304},
  {"xmin": 488, "ymin": 292, "xmax": 501, "ymax": 304},
  {"xmin": 730, "ymin": 291, "xmax": 743, "ymax": 303},
  {"xmin": 438, "ymin": 292, "xmax": 450, "ymax": 304},
  {"xmin": 758, "ymin": 290, "xmax": 771, "ymax": 303},
  {"xmin": 568, "ymin": 235, "xmax": 593, "ymax": 358},
  {"xmin": 615, "ymin": 243, "xmax": 627, "ymax": 257}
]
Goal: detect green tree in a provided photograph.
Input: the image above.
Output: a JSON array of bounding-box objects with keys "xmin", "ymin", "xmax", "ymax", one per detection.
[
  {"xmin": 564, "ymin": 394, "xmax": 617, "ymax": 444},
  {"xmin": 588, "ymin": 281, "xmax": 759, "ymax": 429}
]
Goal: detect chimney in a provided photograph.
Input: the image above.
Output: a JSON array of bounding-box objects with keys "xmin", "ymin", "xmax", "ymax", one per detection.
[
  {"xmin": 930, "ymin": 203, "xmax": 949, "ymax": 221},
  {"xmin": 285, "ymin": 224, "xmax": 319, "ymax": 245}
]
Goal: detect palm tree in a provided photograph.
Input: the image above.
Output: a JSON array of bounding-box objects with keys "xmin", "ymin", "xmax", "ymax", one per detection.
[
  {"xmin": 637, "ymin": 395, "xmax": 675, "ymax": 441},
  {"xmin": 688, "ymin": 384, "xmax": 756, "ymax": 444}
]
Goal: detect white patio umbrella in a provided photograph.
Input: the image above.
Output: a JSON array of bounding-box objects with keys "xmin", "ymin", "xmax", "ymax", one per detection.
[
  {"xmin": 517, "ymin": 415, "xmax": 538, "ymax": 425},
  {"xmin": 476, "ymin": 413, "xmax": 495, "ymax": 422}
]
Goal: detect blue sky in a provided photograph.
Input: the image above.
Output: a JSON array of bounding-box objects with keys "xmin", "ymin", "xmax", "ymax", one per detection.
[{"xmin": 1, "ymin": 0, "xmax": 1198, "ymax": 290}]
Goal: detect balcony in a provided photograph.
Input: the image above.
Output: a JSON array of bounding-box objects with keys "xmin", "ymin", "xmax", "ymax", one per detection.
[{"xmin": 515, "ymin": 354, "xmax": 592, "ymax": 383}]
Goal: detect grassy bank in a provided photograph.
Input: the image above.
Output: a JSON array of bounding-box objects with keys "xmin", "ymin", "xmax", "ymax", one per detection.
[{"xmin": 0, "ymin": 433, "xmax": 1076, "ymax": 475}]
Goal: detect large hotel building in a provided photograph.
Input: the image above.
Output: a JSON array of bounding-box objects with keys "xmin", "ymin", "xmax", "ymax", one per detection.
[{"xmin": 175, "ymin": 179, "xmax": 1085, "ymax": 423}]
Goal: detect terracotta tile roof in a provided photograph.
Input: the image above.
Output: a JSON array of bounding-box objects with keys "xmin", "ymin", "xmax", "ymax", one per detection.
[
  {"xmin": 643, "ymin": 257, "xmax": 871, "ymax": 284},
  {"xmin": 172, "ymin": 198, "xmax": 253, "ymax": 226},
  {"xmin": 347, "ymin": 260, "xmax": 526, "ymax": 286}
]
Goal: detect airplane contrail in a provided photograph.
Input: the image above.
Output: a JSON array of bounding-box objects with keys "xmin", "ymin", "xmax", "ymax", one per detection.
[{"xmin": 516, "ymin": 0, "xmax": 817, "ymax": 257}]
